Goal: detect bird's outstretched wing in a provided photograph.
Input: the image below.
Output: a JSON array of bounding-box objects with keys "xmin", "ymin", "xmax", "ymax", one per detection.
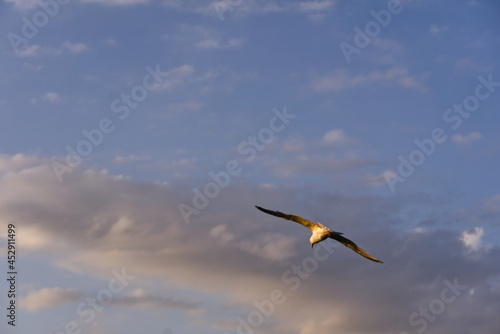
[
  {"xmin": 255, "ymin": 206, "xmax": 318, "ymax": 231},
  {"xmin": 328, "ymin": 233, "xmax": 383, "ymax": 263}
]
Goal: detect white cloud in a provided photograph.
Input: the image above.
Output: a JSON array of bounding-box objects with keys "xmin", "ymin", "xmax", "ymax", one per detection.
[
  {"xmin": 210, "ymin": 224, "xmax": 296, "ymax": 261},
  {"xmin": 20, "ymin": 288, "xmax": 82, "ymax": 312},
  {"xmin": 322, "ymin": 129, "xmax": 348, "ymax": 145},
  {"xmin": 103, "ymin": 38, "xmax": 118, "ymax": 46},
  {"xmin": 16, "ymin": 44, "xmax": 61, "ymax": 58},
  {"xmin": 429, "ymin": 23, "xmax": 449, "ymax": 35},
  {"xmin": 297, "ymin": 0, "xmax": 335, "ymax": 12},
  {"xmin": 41, "ymin": 92, "xmax": 61, "ymax": 103},
  {"xmin": 169, "ymin": 24, "xmax": 246, "ymax": 50},
  {"xmin": 154, "ymin": 65, "xmax": 194, "ymax": 91},
  {"xmin": 296, "ymin": 0, "xmax": 337, "ymax": 21},
  {"xmin": 5, "ymin": 0, "xmax": 39, "ymax": 10},
  {"xmin": 62, "ymin": 42, "xmax": 89, "ymax": 53},
  {"xmin": 0, "ymin": 153, "xmax": 40, "ymax": 172},
  {"xmin": 365, "ymin": 170, "xmax": 398, "ymax": 187},
  {"xmin": 195, "ymin": 37, "xmax": 246, "ymax": 49},
  {"xmin": 166, "ymin": 101, "xmax": 203, "ymax": 114},
  {"xmin": 484, "ymin": 194, "xmax": 500, "ymax": 213},
  {"xmin": 312, "ymin": 67, "xmax": 428, "ymax": 93},
  {"xmin": 22, "ymin": 63, "xmax": 42, "ymax": 71},
  {"xmin": 80, "ymin": 0, "xmax": 149, "ymax": 6},
  {"xmin": 113, "ymin": 155, "xmax": 151, "ymax": 164},
  {"xmin": 460, "ymin": 227, "xmax": 484, "ymax": 252},
  {"xmin": 111, "ymin": 288, "xmax": 200, "ymax": 309},
  {"xmin": 321, "ymin": 129, "xmax": 359, "ymax": 147},
  {"xmin": 15, "ymin": 42, "xmax": 88, "ymax": 58},
  {"xmin": 451, "ymin": 132, "xmax": 482, "ymax": 144}
]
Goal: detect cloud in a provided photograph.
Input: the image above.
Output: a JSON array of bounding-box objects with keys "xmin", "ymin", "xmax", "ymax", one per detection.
[
  {"xmin": 20, "ymin": 287, "xmax": 82, "ymax": 312},
  {"xmin": 166, "ymin": 24, "xmax": 246, "ymax": 50},
  {"xmin": 311, "ymin": 67, "xmax": 428, "ymax": 93},
  {"xmin": 321, "ymin": 129, "xmax": 352, "ymax": 146},
  {"xmin": 41, "ymin": 92, "xmax": 61, "ymax": 103},
  {"xmin": 297, "ymin": 0, "xmax": 335, "ymax": 12},
  {"xmin": 454, "ymin": 57, "xmax": 494, "ymax": 74},
  {"xmin": 15, "ymin": 42, "xmax": 89, "ymax": 58},
  {"xmin": 80, "ymin": 0, "xmax": 149, "ymax": 6},
  {"xmin": 195, "ymin": 37, "xmax": 246, "ymax": 49},
  {"xmin": 368, "ymin": 38, "xmax": 403, "ymax": 64},
  {"xmin": 0, "ymin": 153, "xmax": 40, "ymax": 172},
  {"xmin": 103, "ymin": 38, "xmax": 118, "ymax": 46},
  {"xmin": 157, "ymin": 0, "xmax": 337, "ymax": 21},
  {"xmin": 451, "ymin": 132, "xmax": 482, "ymax": 144},
  {"xmin": 112, "ymin": 288, "xmax": 200, "ymax": 309},
  {"xmin": 210, "ymin": 224, "xmax": 297, "ymax": 262},
  {"xmin": 16, "ymin": 44, "xmax": 62, "ymax": 58},
  {"xmin": 296, "ymin": 0, "xmax": 337, "ymax": 22},
  {"xmin": 429, "ymin": 23, "xmax": 449, "ymax": 35},
  {"xmin": 484, "ymin": 194, "xmax": 500, "ymax": 214},
  {"xmin": 460, "ymin": 227, "xmax": 484, "ymax": 252},
  {"xmin": 365, "ymin": 170, "xmax": 398, "ymax": 187},
  {"xmin": 5, "ymin": 0, "xmax": 39, "ymax": 10},
  {"xmin": 62, "ymin": 42, "xmax": 89, "ymax": 53},
  {"xmin": 113, "ymin": 155, "xmax": 151, "ymax": 164},
  {"xmin": 1, "ymin": 155, "xmax": 499, "ymax": 333},
  {"xmin": 154, "ymin": 65, "xmax": 194, "ymax": 91},
  {"xmin": 166, "ymin": 101, "xmax": 203, "ymax": 114}
]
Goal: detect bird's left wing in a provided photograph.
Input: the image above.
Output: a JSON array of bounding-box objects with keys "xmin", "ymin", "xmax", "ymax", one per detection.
[
  {"xmin": 328, "ymin": 233, "xmax": 383, "ymax": 263},
  {"xmin": 255, "ymin": 206, "xmax": 318, "ymax": 231}
]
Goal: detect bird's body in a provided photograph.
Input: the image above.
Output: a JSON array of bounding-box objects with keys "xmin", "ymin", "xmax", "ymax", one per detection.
[{"xmin": 255, "ymin": 205, "xmax": 383, "ymax": 263}]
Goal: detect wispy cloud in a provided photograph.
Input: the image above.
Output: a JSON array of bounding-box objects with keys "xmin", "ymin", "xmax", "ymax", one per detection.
[
  {"xmin": 195, "ymin": 37, "xmax": 246, "ymax": 49},
  {"xmin": 429, "ymin": 23, "xmax": 449, "ymax": 35},
  {"xmin": 154, "ymin": 64, "xmax": 194, "ymax": 91},
  {"xmin": 80, "ymin": 0, "xmax": 149, "ymax": 6},
  {"xmin": 451, "ymin": 132, "xmax": 482, "ymax": 144},
  {"xmin": 166, "ymin": 101, "xmax": 203, "ymax": 114},
  {"xmin": 15, "ymin": 42, "xmax": 89, "ymax": 58},
  {"xmin": 5, "ymin": 0, "xmax": 39, "ymax": 10},
  {"xmin": 112, "ymin": 289, "xmax": 200, "ymax": 309},
  {"xmin": 484, "ymin": 194, "xmax": 500, "ymax": 214},
  {"xmin": 365, "ymin": 170, "xmax": 398, "ymax": 187},
  {"xmin": 62, "ymin": 41, "xmax": 89, "ymax": 53},
  {"xmin": 460, "ymin": 227, "xmax": 484, "ymax": 252},
  {"xmin": 321, "ymin": 129, "xmax": 357, "ymax": 146},
  {"xmin": 113, "ymin": 154, "xmax": 151, "ymax": 164},
  {"xmin": 41, "ymin": 92, "xmax": 62, "ymax": 103},
  {"xmin": 20, "ymin": 287, "xmax": 82, "ymax": 312},
  {"xmin": 311, "ymin": 67, "xmax": 428, "ymax": 93}
]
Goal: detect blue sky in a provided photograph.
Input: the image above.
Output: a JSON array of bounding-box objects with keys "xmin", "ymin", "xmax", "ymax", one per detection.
[{"xmin": 1, "ymin": 1, "xmax": 500, "ymax": 334}]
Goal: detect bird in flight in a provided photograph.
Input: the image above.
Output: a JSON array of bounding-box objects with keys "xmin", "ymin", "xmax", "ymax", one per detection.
[{"xmin": 255, "ymin": 206, "xmax": 383, "ymax": 263}]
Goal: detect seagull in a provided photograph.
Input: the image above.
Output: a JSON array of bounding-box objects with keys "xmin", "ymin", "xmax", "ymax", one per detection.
[{"xmin": 255, "ymin": 206, "xmax": 383, "ymax": 263}]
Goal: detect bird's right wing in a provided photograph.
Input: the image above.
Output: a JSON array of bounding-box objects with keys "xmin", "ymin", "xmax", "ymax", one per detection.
[
  {"xmin": 328, "ymin": 233, "xmax": 383, "ymax": 263},
  {"xmin": 255, "ymin": 206, "xmax": 318, "ymax": 231}
]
